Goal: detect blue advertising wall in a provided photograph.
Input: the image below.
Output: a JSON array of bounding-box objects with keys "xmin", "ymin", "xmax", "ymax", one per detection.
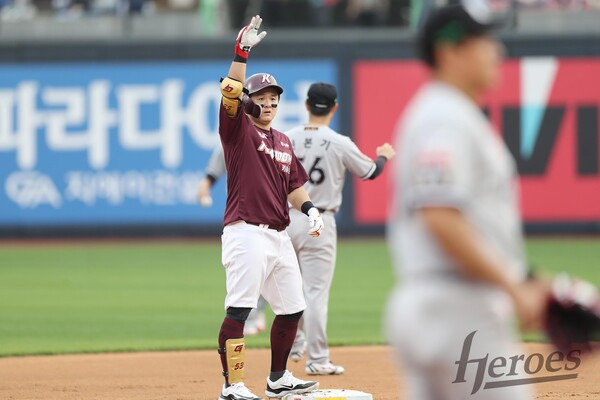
[
  {"xmin": 2, "ymin": 35, "xmax": 596, "ymax": 236},
  {"xmin": 0, "ymin": 60, "xmax": 338, "ymax": 228}
]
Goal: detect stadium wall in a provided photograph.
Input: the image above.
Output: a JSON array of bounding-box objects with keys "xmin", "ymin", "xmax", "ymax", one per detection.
[{"xmin": 1, "ymin": 32, "xmax": 599, "ymax": 237}]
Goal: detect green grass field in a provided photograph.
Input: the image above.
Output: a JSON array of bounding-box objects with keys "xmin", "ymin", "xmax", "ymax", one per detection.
[{"xmin": 0, "ymin": 237, "xmax": 599, "ymax": 357}]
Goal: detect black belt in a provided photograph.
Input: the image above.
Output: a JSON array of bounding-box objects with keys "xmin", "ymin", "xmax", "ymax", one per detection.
[{"xmin": 246, "ymin": 221, "xmax": 288, "ymax": 232}]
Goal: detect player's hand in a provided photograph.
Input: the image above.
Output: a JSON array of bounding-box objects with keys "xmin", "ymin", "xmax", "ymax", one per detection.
[
  {"xmin": 376, "ymin": 143, "xmax": 396, "ymax": 160},
  {"xmin": 197, "ymin": 179, "xmax": 213, "ymax": 207},
  {"xmin": 510, "ymin": 279, "xmax": 550, "ymax": 331},
  {"xmin": 235, "ymin": 15, "xmax": 267, "ymax": 60},
  {"xmin": 307, "ymin": 207, "xmax": 324, "ymax": 238}
]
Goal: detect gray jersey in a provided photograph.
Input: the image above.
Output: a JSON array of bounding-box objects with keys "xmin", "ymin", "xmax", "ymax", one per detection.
[
  {"xmin": 286, "ymin": 125, "xmax": 375, "ymax": 212},
  {"xmin": 286, "ymin": 123, "xmax": 375, "ymax": 367},
  {"xmin": 205, "ymin": 142, "xmax": 226, "ymax": 180},
  {"xmin": 390, "ymin": 81, "xmax": 527, "ymax": 283}
]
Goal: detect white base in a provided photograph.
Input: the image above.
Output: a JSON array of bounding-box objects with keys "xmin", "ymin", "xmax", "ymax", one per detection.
[{"xmin": 283, "ymin": 389, "xmax": 373, "ymax": 400}]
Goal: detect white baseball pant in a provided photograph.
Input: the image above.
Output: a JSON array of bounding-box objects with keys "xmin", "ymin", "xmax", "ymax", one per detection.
[
  {"xmin": 385, "ymin": 279, "xmax": 534, "ymax": 400},
  {"xmin": 287, "ymin": 208, "xmax": 337, "ymax": 365},
  {"xmin": 221, "ymin": 221, "xmax": 305, "ymax": 316}
]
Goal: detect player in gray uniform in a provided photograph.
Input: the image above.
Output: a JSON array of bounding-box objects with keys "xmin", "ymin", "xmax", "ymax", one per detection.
[
  {"xmin": 386, "ymin": 3, "xmax": 548, "ymax": 400},
  {"xmin": 197, "ymin": 143, "xmax": 268, "ymax": 337},
  {"xmin": 197, "ymin": 143, "xmax": 225, "ymax": 207},
  {"xmin": 286, "ymin": 83, "xmax": 395, "ymax": 375}
]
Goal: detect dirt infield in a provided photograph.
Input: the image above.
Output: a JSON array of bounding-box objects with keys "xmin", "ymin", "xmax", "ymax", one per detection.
[{"xmin": 1, "ymin": 344, "xmax": 598, "ymax": 400}]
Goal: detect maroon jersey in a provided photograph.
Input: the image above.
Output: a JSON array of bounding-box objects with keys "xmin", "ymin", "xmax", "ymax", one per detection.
[{"xmin": 219, "ymin": 106, "xmax": 309, "ymax": 227}]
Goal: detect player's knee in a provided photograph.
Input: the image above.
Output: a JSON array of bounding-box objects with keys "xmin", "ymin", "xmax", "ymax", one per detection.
[
  {"xmin": 226, "ymin": 307, "xmax": 252, "ymax": 323},
  {"xmin": 279, "ymin": 310, "xmax": 303, "ymax": 322}
]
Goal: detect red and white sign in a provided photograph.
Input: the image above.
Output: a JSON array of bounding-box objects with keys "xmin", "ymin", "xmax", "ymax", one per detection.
[{"xmin": 353, "ymin": 58, "xmax": 600, "ymax": 224}]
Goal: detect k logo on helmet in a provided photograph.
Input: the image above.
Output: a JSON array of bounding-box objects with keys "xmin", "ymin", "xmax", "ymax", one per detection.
[{"xmin": 262, "ymin": 74, "xmax": 272, "ymax": 83}]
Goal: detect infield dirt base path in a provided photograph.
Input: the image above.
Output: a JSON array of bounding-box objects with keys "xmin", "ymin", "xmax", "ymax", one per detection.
[{"xmin": 1, "ymin": 344, "xmax": 599, "ymax": 400}]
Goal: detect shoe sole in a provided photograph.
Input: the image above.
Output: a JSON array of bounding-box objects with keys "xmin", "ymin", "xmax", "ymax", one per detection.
[
  {"xmin": 265, "ymin": 382, "xmax": 319, "ymax": 398},
  {"xmin": 219, "ymin": 393, "xmax": 262, "ymax": 400},
  {"xmin": 305, "ymin": 366, "xmax": 344, "ymax": 376},
  {"xmin": 306, "ymin": 370, "xmax": 344, "ymax": 375}
]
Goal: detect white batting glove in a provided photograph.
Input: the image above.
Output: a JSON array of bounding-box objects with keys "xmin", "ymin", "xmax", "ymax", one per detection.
[
  {"xmin": 307, "ymin": 207, "xmax": 324, "ymax": 238},
  {"xmin": 234, "ymin": 15, "xmax": 267, "ymax": 61}
]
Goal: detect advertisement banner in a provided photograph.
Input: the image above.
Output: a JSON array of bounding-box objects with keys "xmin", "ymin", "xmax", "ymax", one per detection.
[
  {"xmin": 0, "ymin": 60, "xmax": 337, "ymax": 226},
  {"xmin": 353, "ymin": 57, "xmax": 600, "ymax": 224}
]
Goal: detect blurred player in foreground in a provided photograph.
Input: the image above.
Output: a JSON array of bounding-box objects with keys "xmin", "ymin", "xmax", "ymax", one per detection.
[
  {"xmin": 216, "ymin": 15, "xmax": 323, "ymax": 400},
  {"xmin": 286, "ymin": 83, "xmax": 395, "ymax": 375},
  {"xmin": 386, "ymin": 2, "xmax": 548, "ymax": 399},
  {"xmin": 197, "ymin": 143, "xmax": 268, "ymax": 337}
]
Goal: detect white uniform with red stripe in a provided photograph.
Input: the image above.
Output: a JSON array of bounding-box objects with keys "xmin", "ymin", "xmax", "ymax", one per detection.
[
  {"xmin": 286, "ymin": 124, "xmax": 376, "ymax": 366},
  {"xmin": 386, "ymin": 81, "xmax": 532, "ymax": 400}
]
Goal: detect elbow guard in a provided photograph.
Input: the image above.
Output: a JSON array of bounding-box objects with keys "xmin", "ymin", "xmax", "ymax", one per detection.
[
  {"xmin": 220, "ymin": 77, "xmax": 244, "ymax": 117},
  {"xmin": 221, "ymin": 77, "xmax": 244, "ymax": 99}
]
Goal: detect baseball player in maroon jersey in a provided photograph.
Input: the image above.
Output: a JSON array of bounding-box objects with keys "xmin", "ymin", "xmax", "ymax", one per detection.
[
  {"xmin": 196, "ymin": 142, "xmax": 269, "ymax": 337},
  {"xmin": 216, "ymin": 15, "xmax": 324, "ymax": 400}
]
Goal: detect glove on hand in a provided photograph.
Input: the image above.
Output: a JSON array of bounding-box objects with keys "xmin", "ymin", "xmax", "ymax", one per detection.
[
  {"xmin": 545, "ymin": 274, "xmax": 600, "ymax": 354},
  {"xmin": 307, "ymin": 207, "xmax": 324, "ymax": 238},
  {"xmin": 235, "ymin": 15, "xmax": 267, "ymax": 60}
]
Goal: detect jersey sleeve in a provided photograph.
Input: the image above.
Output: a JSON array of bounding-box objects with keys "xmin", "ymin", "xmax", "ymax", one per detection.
[
  {"xmin": 288, "ymin": 149, "xmax": 309, "ymax": 194},
  {"xmin": 405, "ymin": 128, "xmax": 473, "ymax": 211},
  {"xmin": 341, "ymin": 138, "xmax": 376, "ymax": 179},
  {"xmin": 205, "ymin": 142, "xmax": 226, "ymax": 179},
  {"xmin": 219, "ymin": 104, "xmax": 246, "ymax": 144}
]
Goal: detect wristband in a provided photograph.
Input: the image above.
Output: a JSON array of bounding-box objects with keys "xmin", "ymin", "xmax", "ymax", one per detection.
[
  {"xmin": 206, "ymin": 174, "xmax": 217, "ymax": 186},
  {"xmin": 301, "ymin": 201, "xmax": 315, "ymax": 216},
  {"xmin": 233, "ymin": 54, "xmax": 247, "ymax": 63},
  {"xmin": 368, "ymin": 156, "xmax": 389, "ymax": 180}
]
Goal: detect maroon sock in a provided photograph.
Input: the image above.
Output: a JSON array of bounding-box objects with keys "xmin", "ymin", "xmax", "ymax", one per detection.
[
  {"xmin": 270, "ymin": 315, "xmax": 299, "ymax": 373},
  {"xmin": 218, "ymin": 317, "xmax": 244, "ymax": 385}
]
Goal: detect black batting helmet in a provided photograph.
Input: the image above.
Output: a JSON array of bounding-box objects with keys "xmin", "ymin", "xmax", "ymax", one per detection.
[{"xmin": 245, "ymin": 73, "xmax": 284, "ymax": 96}]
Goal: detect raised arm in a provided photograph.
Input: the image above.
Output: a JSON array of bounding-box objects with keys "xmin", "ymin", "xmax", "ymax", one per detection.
[
  {"xmin": 368, "ymin": 142, "xmax": 395, "ymax": 180},
  {"xmin": 220, "ymin": 16, "xmax": 266, "ymax": 118},
  {"xmin": 343, "ymin": 138, "xmax": 396, "ymax": 180}
]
